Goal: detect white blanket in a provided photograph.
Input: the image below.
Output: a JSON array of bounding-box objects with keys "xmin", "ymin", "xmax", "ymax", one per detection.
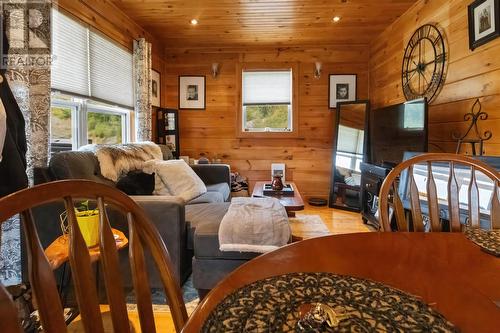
[{"xmin": 219, "ymin": 197, "xmax": 290, "ymax": 253}]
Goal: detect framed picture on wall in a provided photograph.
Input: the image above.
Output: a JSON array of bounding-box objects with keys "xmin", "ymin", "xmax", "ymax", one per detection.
[
  {"xmin": 178, "ymin": 75, "xmax": 206, "ymax": 110},
  {"xmin": 468, "ymin": 0, "xmax": 500, "ymax": 50},
  {"xmin": 152, "ymin": 69, "xmax": 161, "ymax": 107},
  {"xmin": 329, "ymin": 74, "xmax": 357, "ymax": 108}
]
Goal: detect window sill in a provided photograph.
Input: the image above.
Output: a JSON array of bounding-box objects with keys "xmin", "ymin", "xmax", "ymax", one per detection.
[{"xmin": 236, "ymin": 130, "xmax": 300, "ymax": 139}]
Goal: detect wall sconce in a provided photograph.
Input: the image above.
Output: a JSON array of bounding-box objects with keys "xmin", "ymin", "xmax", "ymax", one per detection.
[
  {"xmin": 314, "ymin": 61, "xmax": 322, "ymax": 79},
  {"xmin": 211, "ymin": 63, "xmax": 220, "ymax": 78}
]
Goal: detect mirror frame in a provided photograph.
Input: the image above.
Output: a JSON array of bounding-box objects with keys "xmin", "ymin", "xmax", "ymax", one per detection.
[{"xmin": 329, "ymin": 100, "xmax": 370, "ymax": 212}]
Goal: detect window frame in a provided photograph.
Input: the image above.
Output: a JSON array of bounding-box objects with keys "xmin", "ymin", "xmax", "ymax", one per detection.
[
  {"xmin": 50, "ymin": 93, "xmax": 131, "ymax": 150},
  {"xmin": 237, "ymin": 63, "xmax": 299, "ymax": 138}
]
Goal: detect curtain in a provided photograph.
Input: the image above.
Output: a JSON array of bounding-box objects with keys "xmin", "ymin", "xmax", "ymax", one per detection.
[
  {"xmin": 7, "ymin": 69, "xmax": 51, "ymax": 184},
  {"xmin": 0, "ymin": 0, "xmax": 51, "ymax": 286},
  {"xmin": 133, "ymin": 38, "xmax": 153, "ymax": 142},
  {"xmin": 5, "ymin": 1, "xmax": 51, "ymax": 185}
]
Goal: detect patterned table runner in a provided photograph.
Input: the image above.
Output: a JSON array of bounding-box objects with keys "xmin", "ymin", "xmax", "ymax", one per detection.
[
  {"xmin": 464, "ymin": 227, "xmax": 500, "ymax": 257},
  {"xmin": 202, "ymin": 272, "xmax": 457, "ymax": 332}
]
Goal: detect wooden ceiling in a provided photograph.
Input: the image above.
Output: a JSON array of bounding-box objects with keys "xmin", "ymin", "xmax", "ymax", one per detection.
[{"xmin": 111, "ymin": 0, "xmax": 417, "ymax": 49}]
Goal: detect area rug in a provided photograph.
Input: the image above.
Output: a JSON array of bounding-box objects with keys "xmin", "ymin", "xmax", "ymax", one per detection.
[{"xmin": 289, "ymin": 214, "xmax": 331, "ymax": 239}]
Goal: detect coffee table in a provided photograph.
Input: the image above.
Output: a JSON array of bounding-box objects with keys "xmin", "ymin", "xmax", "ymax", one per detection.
[{"xmin": 252, "ymin": 181, "xmax": 304, "ymax": 217}]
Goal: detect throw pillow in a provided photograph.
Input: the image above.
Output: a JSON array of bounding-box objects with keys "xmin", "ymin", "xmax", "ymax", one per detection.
[
  {"xmin": 143, "ymin": 160, "xmax": 207, "ymax": 202},
  {"xmin": 116, "ymin": 171, "xmax": 155, "ymax": 195}
]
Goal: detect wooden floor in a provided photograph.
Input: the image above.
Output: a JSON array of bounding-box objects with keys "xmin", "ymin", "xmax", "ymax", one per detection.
[
  {"xmin": 68, "ymin": 205, "xmax": 374, "ymax": 332},
  {"xmin": 300, "ymin": 203, "xmax": 375, "ymax": 234}
]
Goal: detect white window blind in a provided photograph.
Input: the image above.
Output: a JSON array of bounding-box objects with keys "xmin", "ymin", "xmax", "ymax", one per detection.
[
  {"xmin": 51, "ymin": 10, "xmax": 89, "ymax": 96},
  {"xmin": 338, "ymin": 125, "xmax": 364, "ymax": 155},
  {"xmin": 51, "ymin": 10, "xmax": 134, "ymax": 108},
  {"xmin": 89, "ymin": 32, "xmax": 133, "ymax": 107},
  {"xmin": 242, "ymin": 71, "xmax": 291, "ymax": 105}
]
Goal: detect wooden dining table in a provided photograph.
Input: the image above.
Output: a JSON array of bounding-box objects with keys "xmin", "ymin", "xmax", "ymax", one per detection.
[{"xmin": 182, "ymin": 232, "xmax": 500, "ymax": 332}]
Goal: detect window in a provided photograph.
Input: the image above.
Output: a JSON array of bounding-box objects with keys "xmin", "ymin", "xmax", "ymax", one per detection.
[
  {"xmin": 403, "ymin": 103, "xmax": 425, "ymax": 130},
  {"xmin": 50, "ymin": 10, "xmax": 133, "ymax": 152},
  {"xmin": 50, "ymin": 94, "xmax": 129, "ymax": 153},
  {"xmin": 51, "ymin": 10, "xmax": 134, "ymax": 107},
  {"xmin": 241, "ymin": 70, "xmax": 293, "ymax": 133}
]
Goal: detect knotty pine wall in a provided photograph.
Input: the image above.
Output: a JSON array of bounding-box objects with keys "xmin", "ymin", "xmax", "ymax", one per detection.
[
  {"xmin": 370, "ymin": 0, "xmax": 500, "ymax": 155},
  {"xmin": 163, "ymin": 47, "xmax": 369, "ymax": 198}
]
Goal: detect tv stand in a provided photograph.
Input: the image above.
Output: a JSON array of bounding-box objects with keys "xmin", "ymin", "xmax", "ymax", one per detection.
[{"xmin": 360, "ymin": 162, "xmax": 393, "ymax": 229}]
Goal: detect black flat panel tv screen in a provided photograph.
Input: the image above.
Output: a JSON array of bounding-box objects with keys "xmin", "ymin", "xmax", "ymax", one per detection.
[{"xmin": 370, "ymin": 98, "xmax": 428, "ymax": 166}]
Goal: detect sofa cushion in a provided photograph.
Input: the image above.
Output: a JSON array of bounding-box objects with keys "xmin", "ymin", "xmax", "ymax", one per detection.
[
  {"xmin": 144, "ymin": 160, "xmax": 207, "ymax": 201},
  {"xmin": 188, "ymin": 191, "xmax": 224, "ymax": 204},
  {"xmin": 186, "ymin": 202, "xmax": 230, "ymax": 250},
  {"xmin": 206, "ymin": 182, "xmax": 230, "ymax": 201},
  {"xmin": 187, "ymin": 183, "xmax": 230, "ymax": 204},
  {"xmin": 116, "ymin": 171, "xmax": 155, "ymax": 195},
  {"xmin": 49, "ymin": 151, "xmax": 115, "ymax": 187}
]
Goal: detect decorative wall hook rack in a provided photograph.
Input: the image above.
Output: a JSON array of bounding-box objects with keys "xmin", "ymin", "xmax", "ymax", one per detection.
[{"xmin": 452, "ymin": 99, "xmax": 492, "ymax": 156}]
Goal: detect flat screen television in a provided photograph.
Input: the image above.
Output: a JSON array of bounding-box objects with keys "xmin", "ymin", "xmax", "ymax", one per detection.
[{"xmin": 369, "ymin": 98, "xmax": 428, "ymax": 166}]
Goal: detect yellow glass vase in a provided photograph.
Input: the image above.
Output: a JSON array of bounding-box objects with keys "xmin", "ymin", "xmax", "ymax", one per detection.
[{"xmin": 75, "ymin": 211, "xmax": 100, "ymax": 247}]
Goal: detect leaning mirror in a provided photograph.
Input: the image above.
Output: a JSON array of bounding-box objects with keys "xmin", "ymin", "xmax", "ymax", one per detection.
[{"xmin": 329, "ymin": 100, "xmax": 370, "ymax": 211}]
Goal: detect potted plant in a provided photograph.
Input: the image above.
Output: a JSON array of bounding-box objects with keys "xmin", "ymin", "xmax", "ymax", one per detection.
[
  {"xmin": 75, "ymin": 200, "xmax": 100, "ymax": 247},
  {"xmin": 60, "ymin": 200, "xmax": 100, "ymax": 247}
]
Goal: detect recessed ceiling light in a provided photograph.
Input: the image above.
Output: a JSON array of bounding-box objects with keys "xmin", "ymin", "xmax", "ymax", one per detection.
[
  {"xmin": 190, "ymin": 19, "xmax": 198, "ymax": 25},
  {"xmin": 333, "ymin": 16, "xmax": 341, "ymax": 22}
]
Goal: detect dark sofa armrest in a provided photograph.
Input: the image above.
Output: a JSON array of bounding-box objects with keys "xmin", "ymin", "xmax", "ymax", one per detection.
[
  {"xmin": 33, "ymin": 167, "xmax": 54, "ymax": 185},
  {"xmin": 191, "ymin": 164, "xmax": 231, "ymax": 187},
  {"xmin": 128, "ymin": 196, "xmax": 188, "ymax": 284}
]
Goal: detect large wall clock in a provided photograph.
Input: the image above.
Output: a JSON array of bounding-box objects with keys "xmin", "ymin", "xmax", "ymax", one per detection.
[{"xmin": 402, "ymin": 24, "xmax": 446, "ymax": 102}]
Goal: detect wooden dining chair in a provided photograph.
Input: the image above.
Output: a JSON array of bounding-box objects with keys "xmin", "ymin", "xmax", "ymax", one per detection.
[
  {"xmin": 378, "ymin": 153, "xmax": 500, "ymax": 232},
  {"xmin": 0, "ymin": 180, "xmax": 188, "ymax": 332}
]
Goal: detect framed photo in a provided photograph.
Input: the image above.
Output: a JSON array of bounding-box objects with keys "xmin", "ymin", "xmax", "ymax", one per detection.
[
  {"xmin": 178, "ymin": 75, "xmax": 206, "ymax": 110},
  {"xmin": 468, "ymin": 0, "xmax": 500, "ymax": 50},
  {"xmin": 271, "ymin": 163, "xmax": 286, "ymax": 182},
  {"xmin": 151, "ymin": 69, "xmax": 161, "ymax": 107},
  {"xmin": 165, "ymin": 134, "xmax": 177, "ymax": 152},
  {"xmin": 329, "ymin": 74, "xmax": 357, "ymax": 108}
]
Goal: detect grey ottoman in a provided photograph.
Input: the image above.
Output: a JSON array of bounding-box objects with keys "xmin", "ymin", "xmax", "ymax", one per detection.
[{"xmin": 186, "ymin": 202, "xmax": 260, "ymax": 298}]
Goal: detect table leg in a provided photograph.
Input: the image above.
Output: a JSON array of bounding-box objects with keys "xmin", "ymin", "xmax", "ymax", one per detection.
[{"xmin": 287, "ymin": 211, "xmax": 296, "ymax": 217}]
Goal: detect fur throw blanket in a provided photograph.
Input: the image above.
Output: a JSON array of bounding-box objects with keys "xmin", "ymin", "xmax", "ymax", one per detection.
[{"xmin": 80, "ymin": 142, "xmax": 162, "ymax": 182}]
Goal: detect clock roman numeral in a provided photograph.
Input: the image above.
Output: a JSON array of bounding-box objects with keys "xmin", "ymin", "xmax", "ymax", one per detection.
[{"xmin": 435, "ymin": 53, "xmax": 445, "ymax": 63}]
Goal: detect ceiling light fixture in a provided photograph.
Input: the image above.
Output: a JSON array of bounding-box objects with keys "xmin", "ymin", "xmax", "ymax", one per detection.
[
  {"xmin": 190, "ymin": 19, "xmax": 198, "ymax": 25},
  {"xmin": 333, "ymin": 16, "xmax": 341, "ymax": 23}
]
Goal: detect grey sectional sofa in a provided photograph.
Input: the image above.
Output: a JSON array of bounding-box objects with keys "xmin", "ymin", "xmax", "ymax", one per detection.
[{"xmin": 32, "ymin": 148, "xmax": 235, "ymax": 291}]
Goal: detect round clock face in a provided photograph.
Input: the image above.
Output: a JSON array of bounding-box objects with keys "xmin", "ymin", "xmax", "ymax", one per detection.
[{"xmin": 402, "ymin": 24, "xmax": 446, "ymax": 102}]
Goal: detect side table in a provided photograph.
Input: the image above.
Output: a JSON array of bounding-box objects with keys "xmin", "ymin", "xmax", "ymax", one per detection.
[{"xmin": 44, "ymin": 228, "xmax": 128, "ymax": 324}]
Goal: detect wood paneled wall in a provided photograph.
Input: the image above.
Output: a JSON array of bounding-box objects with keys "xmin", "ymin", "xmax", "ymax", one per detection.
[
  {"xmin": 164, "ymin": 47, "xmax": 369, "ymax": 198},
  {"xmin": 370, "ymin": 0, "xmax": 500, "ymax": 155}
]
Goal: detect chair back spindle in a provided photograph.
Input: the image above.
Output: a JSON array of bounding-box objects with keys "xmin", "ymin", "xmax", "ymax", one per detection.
[
  {"xmin": 65, "ymin": 196, "xmax": 105, "ymax": 333},
  {"xmin": 468, "ymin": 167, "xmax": 481, "ymax": 228},
  {"xmin": 447, "ymin": 162, "xmax": 461, "ymax": 232},
  {"xmin": 426, "ymin": 162, "xmax": 441, "ymax": 231},
  {"xmin": 409, "ymin": 165, "xmax": 425, "ymax": 232},
  {"xmin": 128, "ymin": 215, "xmax": 156, "ymax": 333}
]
